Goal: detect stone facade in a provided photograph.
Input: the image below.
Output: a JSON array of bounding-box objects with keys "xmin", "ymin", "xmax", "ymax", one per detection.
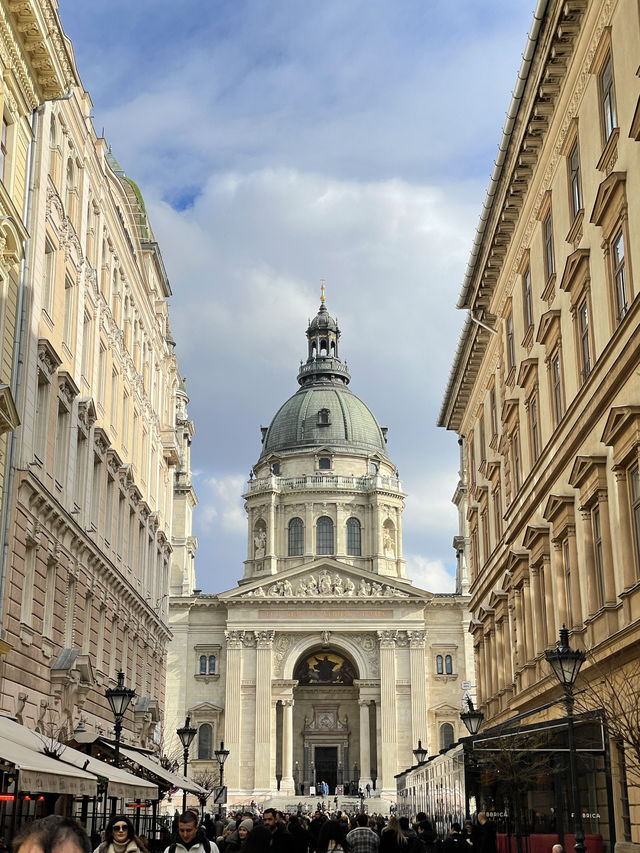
[
  {"xmin": 440, "ymin": 0, "xmax": 640, "ymax": 845},
  {"xmin": 0, "ymin": 18, "xmax": 187, "ymax": 747},
  {"xmin": 168, "ymin": 297, "xmax": 472, "ymax": 803}
]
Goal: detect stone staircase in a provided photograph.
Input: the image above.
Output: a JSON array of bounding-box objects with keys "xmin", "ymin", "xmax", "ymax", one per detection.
[{"xmin": 258, "ymin": 793, "xmax": 392, "ymax": 815}]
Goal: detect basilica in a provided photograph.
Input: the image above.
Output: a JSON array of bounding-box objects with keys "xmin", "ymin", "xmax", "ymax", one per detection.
[{"xmin": 166, "ymin": 293, "xmax": 473, "ymax": 805}]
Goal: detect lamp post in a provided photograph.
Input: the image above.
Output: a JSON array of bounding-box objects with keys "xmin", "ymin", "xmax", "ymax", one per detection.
[
  {"xmin": 460, "ymin": 697, "xmax": 485, "ymax": 736},
  {"xmin": 413, "ymin": 739, "xmax": 428, "ymax": 765},
  {"xmin": 105, "ymin": 671, "xmax": 135, "ymax": 768},
  {"xmin": 214, "ymin": 740, "xmax": 230, "ymax": 811},
  {"xmin": 176, "ymin": 716, "xmax": 197, "ymax": 812},
  {"xmin": 545, "ymin": 626, "xmax": 587, "ymax": 853}
]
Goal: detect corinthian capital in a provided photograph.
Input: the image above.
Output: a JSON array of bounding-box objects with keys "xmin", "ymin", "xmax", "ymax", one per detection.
[
  {"xmin": 376, "ymin": 629, "xmax": 397, "ymax": 648},
  {"xmin": 225, "ymin": 630, "xmax": 244, "ymax": 649},
  {"xmin": 408, "ymin": 630, "xmax": 427, "ymax": 648},
  {"xmin": 255, "ymin": 630, "xmax": 275, "ymax": 648}
]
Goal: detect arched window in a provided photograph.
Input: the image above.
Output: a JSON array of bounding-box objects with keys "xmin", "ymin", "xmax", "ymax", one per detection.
[
  {"xmin": 436, "ymin": 655, "xmax": 443, "ymax": 675},
  {"xmin": 318, "ymin": 408, "xmax": 330, "ymax": 425},
  {"xmin": 197, "ymin": 723, "xmax": 212, "ymax": 760},
  {"xmin": 346, "ymin": 517, "xmax": 361, "ymax": 556},
  {"xmin": 316, "ymin": 516, "xmax": 334, "ymax": 555},
  {"xmin": 208, "ymin": 655, "xmax": 216, "ymax": 674},
  {"xmin": 288, "ymin": 517, "xmax": 304, "ymax": 556},
  {"xmin": 445, "ymin": 654, "xmax": 453, "ymax": 675},
  {"xmin": 199, "ymin": 655, "xmax": 207, "ymax": 675},
  {"xmin": 440, "ymin": 723, "xmax": 455, "ymax": 750},
  {"xmin": 65, "ymin": 157, "xmax": 75, "ymax": 219}
]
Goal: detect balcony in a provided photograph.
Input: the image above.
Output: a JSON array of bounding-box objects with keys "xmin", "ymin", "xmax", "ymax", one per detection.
[{"xmin": 245, "ymin": 473, "xmax": 403, "ymax": 495}]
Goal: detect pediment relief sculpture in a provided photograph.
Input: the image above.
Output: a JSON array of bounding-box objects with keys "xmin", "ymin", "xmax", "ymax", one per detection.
[{"xmin": 241, "ymin": 568, "xmax": 409, "ymax": 599}]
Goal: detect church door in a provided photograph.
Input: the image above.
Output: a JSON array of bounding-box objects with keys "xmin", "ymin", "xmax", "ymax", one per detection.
[{"xmin": 314, "ymin": 746, "xmax": 338, "ymax": 792}]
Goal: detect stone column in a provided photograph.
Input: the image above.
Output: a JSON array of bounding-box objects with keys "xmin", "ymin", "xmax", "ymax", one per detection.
[
  {"xmin": 530, "ymin": 565, "xmax": 545, "ymax": 656},
  {"xmin": 281, "ymin": 699, "xmax": 294, "ymax": 794},
  {"xmin": 597, "ymin": 490, "xmax": 617, "ymax": 605},
  {"xmin": 513, "ymin": 589, "xmax": 524, "ymax": 670},
  {"xmin": 254, "ymin": 630, "xmax": 275, "ymax": 792},
  {"xmin": 567, "ymin": 525, "xmax": 583, "ymax": 627},
  {"xmin": 408, "ymin": 631, "xmax": 428, "ymax": 751},
  {"xmin": 551, "ymin": 542, "xmax": 568, "ymax": 630},
  {"xmin": 541, "ymin": 552, "xmax": 556, "ymax": 645},
  {"xmin": 304, "ymin": 502, "xmax": 314, "ymax": 557},
  {"xmin": 267, "ymin": 496, "xmax": 276, "ymax": 555},
  {"xmin": 495, "ymin": 617, "xmax": 505, "ymax": 693},
  {"xmin": 522, "ymin": 579, "xmax": 534, "ymax": 664},
  {"xmin": 613, "ymin": 468, "xmax": 636, "ymax": 589},
  {"xmin": 223, "ymin": 631, "xmax": 244, "ymax": 792},
  {"xmin": 377, "ymin": 630, "xmax": 397, "ymax": 795},
  {"xmin": 580, "ymin": 508, "xmax": 599, "ymax": 618},
  {"xmin": 358, "ymin": 699, "xmax": 372, "ymax": 790}
]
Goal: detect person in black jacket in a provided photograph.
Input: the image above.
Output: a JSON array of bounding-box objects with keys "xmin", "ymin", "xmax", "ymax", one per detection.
[{"xmin": 442, "ymin": 824, "xmax": 465, "ymax": 853}]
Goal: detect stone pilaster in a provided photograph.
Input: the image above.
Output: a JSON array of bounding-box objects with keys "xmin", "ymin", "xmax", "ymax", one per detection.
[
  {"xmin": 377, "ymin": 629, "xmax": 397, "ymax": 795},
  {"xmin": 254, "ymin": 630, "xmax": 275, "ymax": 792},
  {"xmin": 223, "ymin": 630, "xmax": 244, "ymax": 792},
  {"xmin": 281, "ymin": 698, "xmax": 294, "ymax": 794},
  {"xmin": 358, "ymin": 699, "xmax": 372, "ymax": 790},
  {"xmin": 408, "ymin": 630, "xmax": 428, "ymax": 750}
]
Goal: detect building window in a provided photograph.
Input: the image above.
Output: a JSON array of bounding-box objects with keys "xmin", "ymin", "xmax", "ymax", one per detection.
[
  {"xmin": 600, "ymin": 53, "xmax": 617, "ymax": 141},
  {"xmin": 346, "ymin": 517, "xmax": 361, "ymax": 556},
  {"xmin": 81, "ymin": 310, "xmax": 92, "ymax": 380},
  {"xmin": 65, "ymin": 157, "xmax": 76, "ymax": 223},
  {"xmin": 592, "ymin": 505, "xmax": 605, "ymax": 608},
  {"xmin": 318, "ymin": 456, "xmax": 331, "ymax": 470},
  {"xmin": 445, "ymin": 654, "xmax": 453, "ymax": 675},
  {"xmin": 523, "ymin": 266, "xmax": 533, "ymax": 331},
  {"xmin": 612, "ymin": 229, "xmax": 628, "ymax": 323},
  {"xmin": 489, "ymin": 386, "xmax": 498, "ymax": 440},
  {"xmin": 543, "ymin": 210, "xmax": 555, "ymax": 282},
  {"xmin": 199, "ymin": 655, "xmax": 207, "ymax": 675},
  {"xmin": 288, "ymin": 517, "xmax": 304, "ymax": 556},
  {"xmin": 63, "ymin": 277, "xmax": 75, "ymax": 348},
  {"xmin": 316, "ymin": 516, "xmax": 334, "ymax": 555},
  {"xmin": 506, "ymin": 312, "xmax": 515, "ymax": 373},
  {"xmin": 551, "ymin": 352, "xmax": 564, "ymax": 425},
  {"xmin": 512, "ymin": 431, "xmax": 521, "ymax": 494},
  {"xmin": 42, "ymin": 241, "xmax": 55, "ymax": 316},
  {"xmin": 492, "ymin": 485, "xmax": 502, "ymax": 540},
  {"xmin": 208, "ymin": 655, "xmax": 216, "ymax": 674},
  {"xmin": 440, "ymin": 723, "xmax": 455, "ymax": 750},
  {"xmin": 198, "ymin": 723, "xmax": 213, "ymax": 760},
  {"xmin": 529, "ymin": 394, "xmax": 540, "ymax": 462},
  {"xmin": 270, "ymin": 462, "xmax": 280, "ymax": 475},
  {"xmin": 478, "ymin": 413, "xmax": 486, "ymax": 464},
  {"xmin": 436, "ymin": 655, "xmax": 443, "ymax": 675},
  {"xmin": 578, "ymin": 298, "xmax": 591, "ymax": 381},
  {"xmin": 317, "ymin": 408, "xmax": 330, "ymax": 425},
  {"xmin": 569, "ymin": 140, "xmax": 583, "ymax": 219}
]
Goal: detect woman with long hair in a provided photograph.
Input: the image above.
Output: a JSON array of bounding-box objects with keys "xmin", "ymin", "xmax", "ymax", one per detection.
[
  {"xmin": 94, "ymin": 816, "xmax": 148, "ymax": 853},
  {"xmin": 380, "ymin": 817, "xmax": 407, "ymax": 853},
  {"xmin": 315, "ymin": 820, "xmax": 350, "ymax": 853}
]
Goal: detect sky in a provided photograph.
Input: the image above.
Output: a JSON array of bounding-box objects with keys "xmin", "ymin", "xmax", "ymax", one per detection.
[{"xmin": 57, "ymin": 0, "xmax": 534, "ymax": 595}]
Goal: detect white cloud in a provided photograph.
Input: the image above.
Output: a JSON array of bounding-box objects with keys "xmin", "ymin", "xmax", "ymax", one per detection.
[
  {"xmin": 200, "ymin": 475, "xmax": 247, "ymax": 534},
  {"xmin": 406, "ymin": 555, "xmax": 457, "ymax": 594}
]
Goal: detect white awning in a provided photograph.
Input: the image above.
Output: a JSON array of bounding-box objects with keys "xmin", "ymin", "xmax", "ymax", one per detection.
[
  {"xmin": 0, "ymin": 733, "xmax": 97, "ymax": 796},
  {"xmin": 119, "ymin": 746, "xmax": 207, "ymax": 794},
  {"xmin": 0, "ymin": 717, "xmax": 158, "ymax": 801}
]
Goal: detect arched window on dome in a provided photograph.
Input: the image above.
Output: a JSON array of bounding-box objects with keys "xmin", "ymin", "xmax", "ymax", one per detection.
[
  {"xmin": 318, "ymin": 408, "xmax": 331, "ymax": 426},
  {"xmin": 316, "ymin": 516, "xmax": 334, "ymax": 555},
  {"xmin": 320, "ymin": 338, "xmax": 329, "ymax": 356},
  {"xmin": 288, "ymin": 517, "xmax": 304, "ymax": 556},
  {"xmin": 440, "ymin": 722, "xmax": 455, "ymax": 750},
  {"xmin": 346, "ymin": 517, "xmax": 361, "ymax": 556},
  {"xmin": 198, "ymin": 723, "xmax": 212, "ymax": 760}
]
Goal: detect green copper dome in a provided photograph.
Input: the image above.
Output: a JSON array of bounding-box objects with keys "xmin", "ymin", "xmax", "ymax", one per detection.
[{"xmin": 259, "ymin": 294, "xmax": 389, "ymax": 459}]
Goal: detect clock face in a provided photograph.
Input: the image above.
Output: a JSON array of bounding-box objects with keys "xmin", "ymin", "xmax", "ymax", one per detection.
[{"xmin": 319, "ymin": 713, "xmax": 333, "ymax": 728}]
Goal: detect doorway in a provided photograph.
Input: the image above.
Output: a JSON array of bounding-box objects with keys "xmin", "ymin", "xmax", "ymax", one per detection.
[{"xmin": 315, "ymin": 746, "xmax": 338, "ymax": 791}]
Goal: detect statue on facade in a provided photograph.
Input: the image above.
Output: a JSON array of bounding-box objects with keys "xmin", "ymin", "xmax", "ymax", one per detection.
[
  {"xmin": 383, "ymin": 528, "xmax": 395, "ymax": 557},
  {"xmin": 254, "ymin": 529, "xmax": 267, "ymax": 558}
]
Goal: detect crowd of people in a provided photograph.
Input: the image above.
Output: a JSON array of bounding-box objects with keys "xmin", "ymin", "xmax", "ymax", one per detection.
[{"xmin": 6, "ymin": 808, "xmax": 508, "ymax": 853}]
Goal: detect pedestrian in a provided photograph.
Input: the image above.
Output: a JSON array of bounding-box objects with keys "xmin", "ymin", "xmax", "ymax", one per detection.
[
  {"xmin": 262, "ymin": 809, "xmax": 295, "ymax": 853},
  {"xmin": 442, "ymin": 824, "xmax": 465, "ymax": 853},
  {"xmin": 13, "ymin": 816, "xmax": 91, "ymax": 853},
  {"xmin": 475, "ymin": 816, "xmax": 496, "ymax": 853},
  {"xmin": 551, "ymin": 846, "xmax": 564, "ymax": 853},
  {"xmin": 164, "ymin": 812, "xmax": 219, "ymax": 853},
  {"xmin": 94, "ymin": 816, "xmax": 148, "ymax": 853},
  {"xmin": 379, "ymin": 818, "xmax": 407, "ymax": 853},
  {"xmin": 316, "ymin": 821, "xmax": 350, "ymax": 853},
  {"xmin": 346, "ymin": 814, "xmax": 379, "ymax": 853},
  {"xmin": 365, "ymin": 784, "xmax": 371, "ymax": 799}
]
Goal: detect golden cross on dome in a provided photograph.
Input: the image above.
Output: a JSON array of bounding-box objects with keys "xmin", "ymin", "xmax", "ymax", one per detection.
[{"xmin": 320, "ymin": 278, "xmax": 326, "ymax": 303}]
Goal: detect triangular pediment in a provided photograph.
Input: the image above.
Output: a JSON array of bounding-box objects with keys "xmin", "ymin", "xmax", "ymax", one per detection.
[
  {"xmin": 219, "ymin": 557, "xmax": 430, "ymax": 603},
  {"xmin": 188, "ymin": 701, "xmax": 223, "ymax": 717}
]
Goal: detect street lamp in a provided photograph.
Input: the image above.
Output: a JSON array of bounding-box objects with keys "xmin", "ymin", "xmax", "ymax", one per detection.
[
  {"xmin": 460, "ymin": 697, "xmax": 484, "ymax": 735},
  {"xmin": 413, "ymin": 739, "xmax": 428, "ymax": 765},
  {"xmin": 176, "ymin": 715, "xmax": 197, "ymax": 812},
  {"xmin": 545, "ymin": 625, "xmax": 587, "ymax": 853},
  {"xmin": 105, "ymin": 670, "xmax": 135, "ymax": 768},
  {"xmin": 214, "ymin": 740, "xmax": 230, "ymax": 788}
]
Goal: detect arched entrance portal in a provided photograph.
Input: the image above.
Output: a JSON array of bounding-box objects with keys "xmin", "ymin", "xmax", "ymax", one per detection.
[{"xmin": 289, "ymin": 647, "xmax": 365, "ymax": 795}]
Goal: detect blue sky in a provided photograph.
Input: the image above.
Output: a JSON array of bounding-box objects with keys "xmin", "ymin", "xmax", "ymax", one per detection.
[{"xmin": 58, "ymin": 1, "xmax": 534, "ymax": 594}]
